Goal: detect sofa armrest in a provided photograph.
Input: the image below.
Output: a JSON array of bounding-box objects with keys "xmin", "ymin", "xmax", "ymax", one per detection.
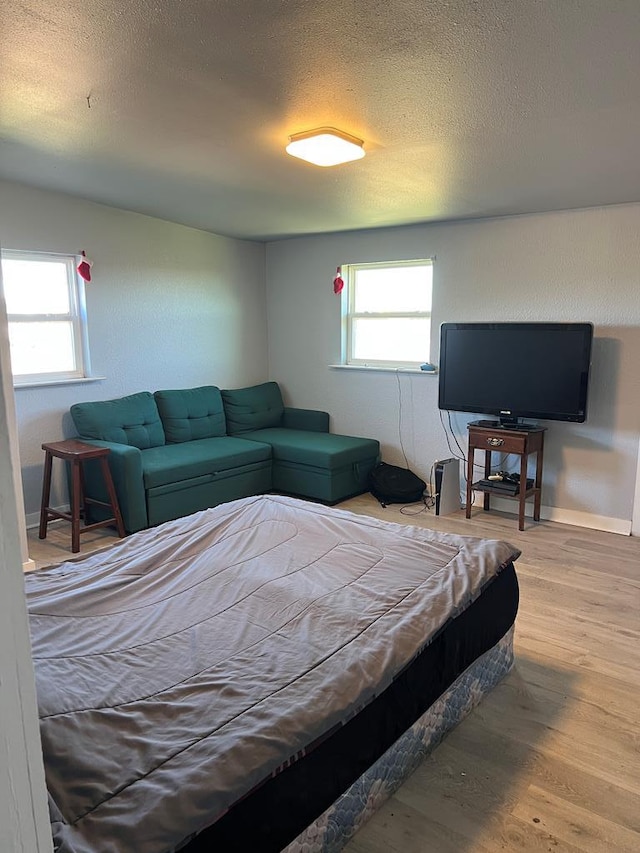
[
  {"xmin": 282, "ymin": 407, "xmax": 330, "ymax": 432},
  {"xmin": 77, "ymin": 439, "xmax": 148, "ymax": 533}
]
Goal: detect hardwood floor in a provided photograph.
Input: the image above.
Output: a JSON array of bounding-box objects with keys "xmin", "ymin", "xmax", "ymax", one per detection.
[{"xmin": 26, "ymin": 496, "xmax": 640, "ymax": 853}]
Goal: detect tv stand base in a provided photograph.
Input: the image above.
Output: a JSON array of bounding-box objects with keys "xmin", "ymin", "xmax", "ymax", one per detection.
[{"xmin": 466, "ymin": 424, "xmax": 546, "ymax": 531}]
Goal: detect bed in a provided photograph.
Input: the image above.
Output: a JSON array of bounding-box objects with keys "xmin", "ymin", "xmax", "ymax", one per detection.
[{"xmin": 25, "ymin": 494, "xmax": 520, "ymax": 853}]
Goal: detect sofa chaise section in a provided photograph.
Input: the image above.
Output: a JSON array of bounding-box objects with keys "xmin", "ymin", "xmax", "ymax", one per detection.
[{"xmin": 221, "ymin": 382, "xmax": 380, "ymax": 504}]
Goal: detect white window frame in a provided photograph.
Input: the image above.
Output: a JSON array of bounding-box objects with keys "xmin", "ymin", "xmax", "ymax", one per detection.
[
  {"xmin": 1, "ymin": 249, "xmax": 91, "ymax": 387},
  {"xmin": 342, "ymin": 258, "xmax": 433, "ymax": 369}
]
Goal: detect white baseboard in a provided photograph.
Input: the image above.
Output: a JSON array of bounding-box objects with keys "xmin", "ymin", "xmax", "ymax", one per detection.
[
  {"xmin": 26, "ymin": 505, "xmax": 69, "ymax": 530},
  {"xmin": 25, "ymin": 507, "xmax": 70, "ymax": 571},
  {"xmin": 471, "ymin": 494, "xmax": 631, "ymax": 535}
]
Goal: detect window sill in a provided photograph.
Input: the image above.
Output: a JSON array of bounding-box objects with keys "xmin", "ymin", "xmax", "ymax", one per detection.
[
  {"xmin": 14, "ymin": 376, "xmax": 107, "ymax": 390},
  {"xmin": 329, "ymin": 364, "xmax": 438, "ymax": 375}
]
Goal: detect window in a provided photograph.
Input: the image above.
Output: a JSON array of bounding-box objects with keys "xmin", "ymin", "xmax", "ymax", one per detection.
[
  {"xmin": 0, "ymin": 250, "xmax": 91, "ymax": 386},
  {"xmin": 342, "ymin": 259, "xmax": 433, "ymax": 368}
]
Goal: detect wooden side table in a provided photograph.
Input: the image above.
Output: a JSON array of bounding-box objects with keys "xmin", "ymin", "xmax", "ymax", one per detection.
[
  {"xmin": 466, "ymin": 423, "xmax": 546, "ymax": 531},
  {"xmin": 39, "ymin": 439, "xmax": 126, "ymax": 553}
]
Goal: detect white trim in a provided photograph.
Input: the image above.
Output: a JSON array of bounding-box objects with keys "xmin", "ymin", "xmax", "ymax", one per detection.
[
  {"xmin": 14, "ymin": 375, "xmax": 106, "ymax": 390},
  {"xmin": 632, "ymin": 433, "xmax": 640, "ymax": 537},
  {"xmin": 329, "ymin": 364, "xmax": 438, "ymax": 374},
  {"xmin": 472, "ymin": 493, "xmax": 632, "ymax": 535},
  {"xmin": 539, "ymin": 506, "xmax": 631, "ymax": 535},
  {"xmin": 341, "ymin": 259, "xmax": 433, "ymax": 369},
  {"xmin": 2, "ymin": 249, "xmax": 92, "ymax": 385},
  {"xmin": 0, "ymin": 261, "xmax": 53, "ymax": 851},
  {"xmin": 0, "ymin": 259, "xmax": 33, "ymax": 568},
  {"xmin": 25, "ymin": 504, "xmax": 69, "ymax": 530}
]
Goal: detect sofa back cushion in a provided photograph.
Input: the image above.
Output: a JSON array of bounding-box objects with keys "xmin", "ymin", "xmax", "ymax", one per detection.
[
  {"xmin": 221, "ymin": 381, "xmax": 284, "ymax": 435},
  {"xmin": 154, "ymin": 386, "xmax": 227, "ymax": 443},
  {"xmin": 70, "ymin": 392, "xmax": 166, "ymax": 449}
]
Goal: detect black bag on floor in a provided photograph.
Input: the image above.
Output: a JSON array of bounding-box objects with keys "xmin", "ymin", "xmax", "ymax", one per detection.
[{"xmin": 368, "ymin": 462, "xmax": 426, "ymax": 507}]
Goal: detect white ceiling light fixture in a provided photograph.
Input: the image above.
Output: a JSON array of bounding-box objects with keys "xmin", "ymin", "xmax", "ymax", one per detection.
[{"xmin": 286, "ymin": 127, "xmax": 365, "ymax": 167}]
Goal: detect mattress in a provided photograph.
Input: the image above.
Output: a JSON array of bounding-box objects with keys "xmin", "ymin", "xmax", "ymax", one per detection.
[
  {"xmin": 284, "ymin": 626, "xmax": 515, "ymax": 853},
  {"xmin": 25, "ymin": 494, "xmax": 520, "ymax": 853}
]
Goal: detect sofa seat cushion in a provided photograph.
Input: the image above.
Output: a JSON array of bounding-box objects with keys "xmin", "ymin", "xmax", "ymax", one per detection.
[
  {"xmin": 141, "ymin": 437, "xmax": 271, "ymax": 489},
  {"xmin": 221, "ymin": 382, "xmax": 284, "ymax": 434},
  {"xmin": 71, "ymin": 392, "xmax": 165, "ymax": 449},
  {"xmin": 155, "ymin": 386, "xmax": 226, "ymax": 443},
  {"xmin": 240, "ymin": 429, "xmax": 380, "ymax": 470}
]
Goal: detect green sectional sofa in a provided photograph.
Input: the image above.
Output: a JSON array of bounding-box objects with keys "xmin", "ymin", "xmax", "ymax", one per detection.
[{"xmin": 70, "ymin": 382, "xmax": 379, "ymax": 533}]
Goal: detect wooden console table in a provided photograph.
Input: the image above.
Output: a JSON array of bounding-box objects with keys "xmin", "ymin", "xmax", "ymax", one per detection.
[
  {"xmin": 39, "ymin": 439, "xmax": 126, "ymax": 553},
  {"xmin": 466, "ymin": 423, "xmax": 545, "ymax": 531}
]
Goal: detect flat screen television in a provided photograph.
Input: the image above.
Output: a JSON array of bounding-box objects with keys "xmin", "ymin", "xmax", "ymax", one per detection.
[{"xmin": 438, "ymin": 322, "xmax": 594, "ymax": 427}]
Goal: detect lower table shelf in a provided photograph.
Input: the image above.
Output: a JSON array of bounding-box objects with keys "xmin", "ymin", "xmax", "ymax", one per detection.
[{"xmin": 472, "ymin": 478, "xmax": 535, "ymax": 497}]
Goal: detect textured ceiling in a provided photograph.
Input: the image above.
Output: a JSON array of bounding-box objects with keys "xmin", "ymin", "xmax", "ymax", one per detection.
[{"xmin": 2, "ymin": 0, "xmax": 640, "ymax": 240}]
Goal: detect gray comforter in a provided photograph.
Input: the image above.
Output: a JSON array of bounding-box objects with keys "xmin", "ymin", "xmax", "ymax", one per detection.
[{"xmin": 26, "ymin": 495, "xmax": 520, "ymax": 853}]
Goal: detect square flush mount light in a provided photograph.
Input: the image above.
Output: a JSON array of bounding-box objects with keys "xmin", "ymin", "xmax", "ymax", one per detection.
[{"xmin": 285, "ymin": 127, "xmax": 365, "ymax": 167}]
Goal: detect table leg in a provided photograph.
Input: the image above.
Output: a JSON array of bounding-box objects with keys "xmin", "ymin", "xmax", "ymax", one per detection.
[
  {"xmin": 483, "ymin": 449, "xmax": 491, "ymax": 511},
  {"xmin": 518, "ymin": 453, "xmax": 528, "ymax": 531},
  {"xmin": 534, "ymin": 447, "xmax": 543, "ymax": 521},
  {"xmin": 70, "ymin": 460, "xmax": 82, "ymax": 553},
  {"xmin": 100, "ymin": 457, "xmax": 126, "ymax": 538},
  {"xmin": 465, "ymin": 448, "xmax": 474, "ymax": 518},
  {"xmin": 38, "ymin": 451, "xmax": 53, "ymax": 540}
]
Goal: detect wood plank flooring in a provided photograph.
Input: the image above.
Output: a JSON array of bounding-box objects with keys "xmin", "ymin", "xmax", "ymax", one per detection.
[{"xmin": 26, "ymin": 496, "xmax": 640, "ymax": 853}]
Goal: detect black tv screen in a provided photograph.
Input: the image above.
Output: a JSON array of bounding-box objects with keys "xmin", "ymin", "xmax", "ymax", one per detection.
[{"xmin": 438, "ymin": 322, "xmax": 593, "ymax": 425}]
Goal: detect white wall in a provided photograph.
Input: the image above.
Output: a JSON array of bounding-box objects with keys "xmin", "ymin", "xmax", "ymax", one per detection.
[
  {"xmin": 0, "ymin": 179, "xmax": 268, "ymax": 522},
  {"xmin": 0, "ymin": 313, "xmax": 52, "ymax": 850},
  {"xmin": 266, "ymin": 204, "xmax": 640, "ymax": 532},
  {"xmin": 0, "ymin": 257, "xmax": 33, "ymax": 568},
  {"xmin": 2, "ymin": 179, "xmax": 639, "ymax": 532}
]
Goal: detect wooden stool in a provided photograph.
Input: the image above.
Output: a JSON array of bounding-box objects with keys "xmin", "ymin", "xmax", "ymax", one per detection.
[{"xmin": 39, "ymin": 439, "xmax": 126, "ymax": 553}]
